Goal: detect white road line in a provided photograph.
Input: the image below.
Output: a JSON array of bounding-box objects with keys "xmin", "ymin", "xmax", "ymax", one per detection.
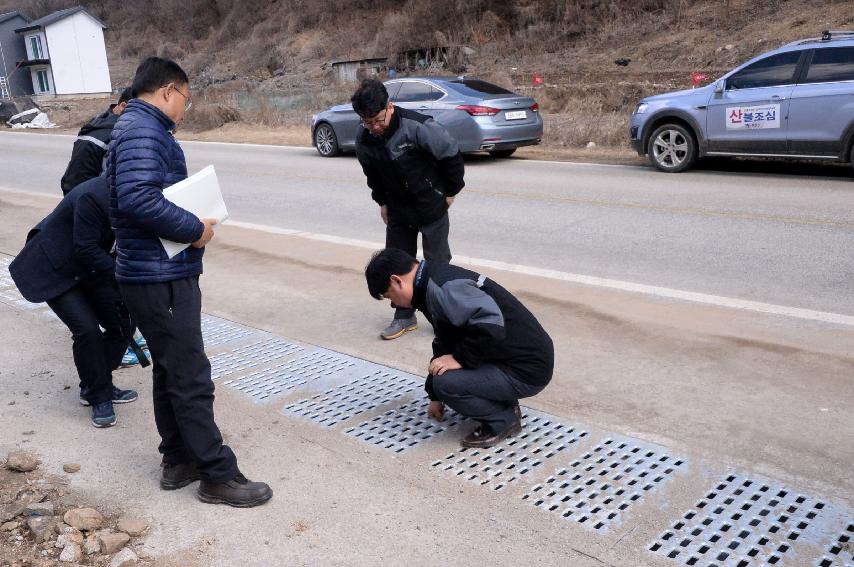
[
  {"xmin": 228, "ymin": 219, "xmax": 854, "ymax": 328},
  {"xmin": 3, "ymin": 189, "xmax": 851, "ymax": 328}
]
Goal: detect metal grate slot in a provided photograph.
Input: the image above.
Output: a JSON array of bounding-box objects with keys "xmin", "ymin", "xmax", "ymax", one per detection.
[
  {"xmin": 650, "ymin": 474, "xmax": 829, "ymax": 566},
  {"xmin": 345, "ymin": 398, "xmax": 465, "ymax": 453},
  {"xmin": 209, "ymin": 337, "xmax": 305, "ymax": 380},
  {"xmin": 223, "ymin": 351, "xmax": 361, "ymax": 403},
  {"xmin": 522, "ymin": 437, "xmax": 686, "ymax": 531},
  {"xmin": 816, "ymin": 523, "xmax": 854, "ymax": 567},
  {"xmin": 430, "ymin": 410, "xmax": 588, "ymax": 492},
  {"xmin": 201, "ymin": 315, "xmax": 260, "ymax": 348},
  {"xmin": 282, "ymin": 370, "xmax": 421, "ymax": 427}
]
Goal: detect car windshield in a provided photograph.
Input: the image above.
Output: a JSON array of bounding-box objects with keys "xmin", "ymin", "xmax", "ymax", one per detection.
[{"xmin": 446, "ymin": 79, "xmax": 514, "ymax": 97}]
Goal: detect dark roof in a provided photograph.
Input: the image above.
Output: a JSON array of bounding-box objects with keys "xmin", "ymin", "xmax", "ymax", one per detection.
[
  {"xmin": 0, "ymin": 11, "xmax": 31, "ymax": 25},
  {"xmin": 14, "ymin": 6, "xmax": 106, "ymax": 33}
]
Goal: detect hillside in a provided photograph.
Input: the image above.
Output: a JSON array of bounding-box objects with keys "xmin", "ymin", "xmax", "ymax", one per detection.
[{"xmin": 2, "ymin": 0, "xmax": 852, "ymax": 150}]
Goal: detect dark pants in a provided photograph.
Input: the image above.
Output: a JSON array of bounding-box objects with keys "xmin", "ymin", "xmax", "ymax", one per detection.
[
  {"xmin": 386, "ymin": 212, "xmax": 452, "ymax": 319},
  {"xmin": 432, "ymin": 364, "xmax": 544, "ymax": 433},
  {"xmin": 120, "ymin": 276, "xmax": 238, "ymax": 483},
  {"xmin": 47, "ymin": 276, "xmax": 126, "ymax": 405}
]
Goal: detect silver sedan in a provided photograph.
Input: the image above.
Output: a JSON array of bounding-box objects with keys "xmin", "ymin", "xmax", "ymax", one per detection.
[{"xmin": 311, "ymin": 77, "xmax": 543, "ymax": 158}]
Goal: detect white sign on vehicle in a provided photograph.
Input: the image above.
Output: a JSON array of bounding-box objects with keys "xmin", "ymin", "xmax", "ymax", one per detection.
[
  {"xmin": 725, "ymin": 104, "xmax": 780, "ymax": 130},
  {"xmin": 505, "ymin": 110, "xmax": 527, "ymax": 120}
]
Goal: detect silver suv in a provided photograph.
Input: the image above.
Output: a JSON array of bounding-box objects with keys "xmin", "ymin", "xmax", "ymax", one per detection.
[{"xmin": 630, "ymin": 31, "xmax": 854, "ymax": 172}]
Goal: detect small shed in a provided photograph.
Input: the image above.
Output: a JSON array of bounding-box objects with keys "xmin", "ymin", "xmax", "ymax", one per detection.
[{"xmin": 331, "ymin": 57, "xmax": 388, "ymax": 83}]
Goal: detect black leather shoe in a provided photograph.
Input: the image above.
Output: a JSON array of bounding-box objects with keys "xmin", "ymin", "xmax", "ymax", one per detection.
[
  {"xmin": 197, "ymin": 473, "xmax": 273, "ymax": 508},
  {"xmin": 461, "ymin": 419, "xmax": 522, "ymax": 449},
  {"xmin": 160, "ymin": 461, "xmax": 200, "ymax": 490}
]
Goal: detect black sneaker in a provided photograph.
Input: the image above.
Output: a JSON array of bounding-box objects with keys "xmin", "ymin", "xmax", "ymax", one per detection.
[
  {"xmin": 160, "ymin": 461, "xmax": 201, "ymax": 490},
  {"xmin": 80, "ymin": 386, "xmax": 138, "ymax": 406},
  {"xmin": 91, "ymin": 401, "xmax": 117, "ymax": 428},
  {"xmin": 197, "ymin": 473, "xmax": 273, "ymax": 508}
]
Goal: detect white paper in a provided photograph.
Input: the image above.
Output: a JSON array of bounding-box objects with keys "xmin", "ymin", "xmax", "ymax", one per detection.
[{"xmin": 159, "ymin": 165, "xmax": 229, "ymax": 258}]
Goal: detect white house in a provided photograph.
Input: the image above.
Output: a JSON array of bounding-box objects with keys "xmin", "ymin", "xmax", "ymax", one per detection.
[{"xmin": 14, "ymin": 6, "xmax": 111, "ymax": 98}]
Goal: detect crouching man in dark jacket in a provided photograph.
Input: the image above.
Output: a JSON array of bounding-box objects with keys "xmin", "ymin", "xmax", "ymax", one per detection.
[
  {"xmin": 9, "ymin": 175, "xmax": 139, "ymax": 428},
  {"xmin": 109, "ymin": 56, "xmax": 272, "ymax": 508},
  {"xmin": 365, "ymin": 248, "xmax": 554, "ymax": 448}
]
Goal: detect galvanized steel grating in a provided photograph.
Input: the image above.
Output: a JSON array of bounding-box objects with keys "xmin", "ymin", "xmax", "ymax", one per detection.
[
  {"xmin": 816, "ymin": 523, "xmax": 854, "ymax": 567},
  {"xmin": 522, "ymin": 437, "xmax": 686, "ymax": 531},
  {"xmin": 201, "ymin": 315, "xmax": 260, "ymax": 348},
  {"xmin": 209, "ymin": 337, "xmax": 305, "ymax": 380},
  {"xmin": 430, "ymin": 410, "xmax": 588, "ymax": 492},
  {"xmin": 282, "ymin": 370, "xmax": 421, "ymax": 427},
  {"xmin": 223, "ymin": 351, "xmax": 362, "ymax": 403},
  {"xmin": 649, "ymin": 473, "xmax": 830, "ymax": 566},
  {"xmin": 345, "ymin": 398, "xmax": 465, "ymax": 453}
]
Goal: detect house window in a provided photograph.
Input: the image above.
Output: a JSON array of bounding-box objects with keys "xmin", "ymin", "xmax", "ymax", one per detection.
[
  {"xmin": 29, "ymin": 35, "xmax": 44, "ymax": 59},
  {"xmin": 36, "ymin": 70, "xmax": 49, "ymax": 93}
]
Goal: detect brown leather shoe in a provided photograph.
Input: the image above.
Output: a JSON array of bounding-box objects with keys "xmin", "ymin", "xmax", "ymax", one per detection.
[
  {"xmin": 160, "ymin": 461, "xmax": 200, "ymax": 490},
  {"xmin": 461, "ymin": 419, "xmax": 522, "ymax": 449},
  {"xmin": 197, "ymin": 473, "xmax": 273, "ymax": 508}
]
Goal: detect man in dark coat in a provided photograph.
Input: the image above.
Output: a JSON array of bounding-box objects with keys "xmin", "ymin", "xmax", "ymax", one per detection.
[
  {"xmin": 352, "ymin": 79, "xmax": 465, "ymax": 340},
  {"xmin": 108, "ymin": 56, "xmax": 272, "ymax": 508},
  {"xmin": 9, "ymin": 175, "xmax": 139, "ymax": 428},
  {"xmin": 60, "ymin": 87, "xmax": 133, "ymax": 196},
  {"xmin": 365, "ymin": 248, "xmax": 554, "ymax": 448}
]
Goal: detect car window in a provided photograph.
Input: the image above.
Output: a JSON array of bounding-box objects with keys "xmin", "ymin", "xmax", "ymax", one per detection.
[
  {"xmin": 448, "ymin": 79, "xmax": 514, "ymax": 97},
  {"xmin": 384, "ymin": 82, "xmax": 402, "ymax": 100},
  {"xmin": 394, "ymin": 82, "xmax": 436, "ymax": 103},
  {"xmin": 727, "ymin": 51, "xmax": 802, "ymax": 90},
  {"xmin": 804, "ymin": 47, "xmax": 854, "ymax": 83}
]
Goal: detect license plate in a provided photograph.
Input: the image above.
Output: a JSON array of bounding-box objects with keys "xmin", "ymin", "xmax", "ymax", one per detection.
[{"xmin": 505, "ymin": 110, "xmax": 527, "ymax": 120}]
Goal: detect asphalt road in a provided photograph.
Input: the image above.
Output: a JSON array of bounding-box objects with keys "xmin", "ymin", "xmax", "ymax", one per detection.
[{"xmin": 2, "ymin": 130, "xmax": 853, "ymax": 316}]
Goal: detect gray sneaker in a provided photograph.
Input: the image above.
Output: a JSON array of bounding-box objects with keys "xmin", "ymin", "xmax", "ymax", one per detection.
[{"xmin": 380, "ymin": 317, "xmax": 417, "ymax": 340}]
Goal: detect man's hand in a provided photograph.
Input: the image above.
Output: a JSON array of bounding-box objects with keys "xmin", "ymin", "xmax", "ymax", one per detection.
[
  {"xmin": 429, "ymin": 354, "xmax": 462, "ymax": 376},
  {"xmin": 446, "ymin": 196, "xmax": 455, "ymax": 208},
  {"xmin": 192, "ymin": 218, "xmax": 218, "ymax": 248},
  {"xmin": 428, "ymin": 400, "xmax": 445, "ymax": 421},
  {"xmin": 380, "ymin": 205, "xmax": 389, "ymax": 225}
]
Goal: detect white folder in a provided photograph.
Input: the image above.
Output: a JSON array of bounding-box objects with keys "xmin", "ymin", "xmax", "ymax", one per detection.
[{"xmin": 159, "ymin": 165, "xmax": 229, "ymax": 258}]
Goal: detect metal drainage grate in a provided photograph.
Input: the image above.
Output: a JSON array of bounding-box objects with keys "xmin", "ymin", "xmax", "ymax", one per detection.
[
  {"xmin": 282, "ymin": 370, "xmax": 421, "ymax": 427},
  {"xmin": 223, "ymin": 351, "xmax": 361, "ymax": 403},
  {"xmin": 650, "ymin": 474, "xmax": 828, "ymax": 566},
  {"xmin": 209, "ymin": 337, "xmax": 305, "ymax": 380},
  {"xmin": 201, "ymin": 315, "xmax": 260, "ymax": 348},
  {"xmin": 431, "ymin": 410, "xmax": 588, "ymax": 492},
  {"xmin": 816, "ymin": 523, "xmax": 853, "ymax": 567},
  {"xmin": 522, "ymin": 437, "xmax": 685, "ymax": 530},
  {"xmin": 345, "ymin": 398, "xmax": 465, "ymax": 454}
]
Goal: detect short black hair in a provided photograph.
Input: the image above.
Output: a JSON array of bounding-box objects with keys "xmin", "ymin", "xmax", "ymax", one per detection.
[
  {"xmin": 118, "ymin": 86, "xmax": 134, "ymax": 104},
  {"xmin": 351, "ymin": 79, "xmax": 388, "ymax": 118},
  {"xmin": 130, "ymin": 57, "xmax": 189, "ymax": 97},
  {"xmin": 365, "ymin": 248, "xmax": 418, "ymax": 300}
]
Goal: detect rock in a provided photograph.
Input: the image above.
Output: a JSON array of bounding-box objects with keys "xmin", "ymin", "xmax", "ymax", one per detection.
[
  {"xmin": 1, "ymin": 520, "xmax": 20, "ymax": 531},
  {"xmin": 5, "ymin": 451, "xmax": 40, "ymax": 472},
  {"xmin": 586, "ymin": 142, "xmax": 597, "ymax": 149},
  {"xmin": 98, "ymin": 532, "xmax": 130, "ymax": 554},
  {"xmin": 116, "ymin": 518, "xmax": 149, "ymax": 537},
  {"xmin": 58, "ymin": 543, "xmax": 82, "ymax": 562},
  {"xmin": 63, "ymin": 508, "xmax": 103, "ymax": 531},
  {"xmin": 62, "ymin": 464, "xmax": 80, "ymax": 474},
  {"xmin": 55, "ymin": 531, "xmax": 83, "ymax": 548},
  {"xmin": 1, "ymin": 499, "xmax": 29, "ymax": 522},
  {"xmin": 26, "ymin": 516, "xmax": 54, "ymax": 543},
  {"xmin": 83, "ymin": 534, "xmax": 101, "ymax": 555},
  {"xmin": 725, "ymin": 44, "xmax": 734, "ymax": 50},
  {"xmin": 109, "ymin": 547, "xmax": 138, "ymax": 567},
  {"xmin": 23, "ymin": 502, "xmax": 54, "ymax": 517}
]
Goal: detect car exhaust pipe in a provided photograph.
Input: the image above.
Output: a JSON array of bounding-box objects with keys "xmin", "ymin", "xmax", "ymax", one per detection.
[{"xmin": 480, "ymin": 143, "xmax": 496, "ymax": 150}]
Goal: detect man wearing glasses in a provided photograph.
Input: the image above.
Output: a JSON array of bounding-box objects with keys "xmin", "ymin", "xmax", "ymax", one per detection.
[
  {"xmin": 352, "ymin": 79, "xmax": 465, "ymax": 340},
  {"xmin": 108, "ymin": 57, "xmax": 272, "ymax": 508}
]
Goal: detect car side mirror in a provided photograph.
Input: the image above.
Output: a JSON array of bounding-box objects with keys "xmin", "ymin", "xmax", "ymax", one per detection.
[{"xmin": 714, "ymin": 81, "xmax": 725, "ymax": 94}]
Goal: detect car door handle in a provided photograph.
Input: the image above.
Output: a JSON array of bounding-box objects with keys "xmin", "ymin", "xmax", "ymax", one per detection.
[{"xmin": 770, "ymin": 95, "xmax": 786, "ymax": 101}]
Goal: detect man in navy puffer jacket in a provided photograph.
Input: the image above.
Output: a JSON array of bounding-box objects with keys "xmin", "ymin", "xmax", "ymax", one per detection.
[{"xmin": 109, "ymin": 57, "xmax": 272, "ymax": 508}]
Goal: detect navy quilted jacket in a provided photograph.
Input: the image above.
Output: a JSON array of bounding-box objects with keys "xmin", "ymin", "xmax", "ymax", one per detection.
[{"xmin": 107, "ymin": 100, "xmax": 204, "ymax": 284}]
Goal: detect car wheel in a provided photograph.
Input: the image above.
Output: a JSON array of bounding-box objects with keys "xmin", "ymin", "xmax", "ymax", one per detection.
[
  {"xmin": 648, "ymin": 124, "xmax": 697, "ymax": 173},
  {"xmin": 489, "ymin": 148, "xmax": 516, "ymax": 158},
  {"xmin": 314, "ymin": 123, "xmax": 340, "ymax": 157}
]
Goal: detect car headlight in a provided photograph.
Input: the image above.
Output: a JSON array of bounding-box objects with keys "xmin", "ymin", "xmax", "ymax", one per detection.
[{"xmin": 634, "ymin": 103, "xmax": 649, "ymax": 114}]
